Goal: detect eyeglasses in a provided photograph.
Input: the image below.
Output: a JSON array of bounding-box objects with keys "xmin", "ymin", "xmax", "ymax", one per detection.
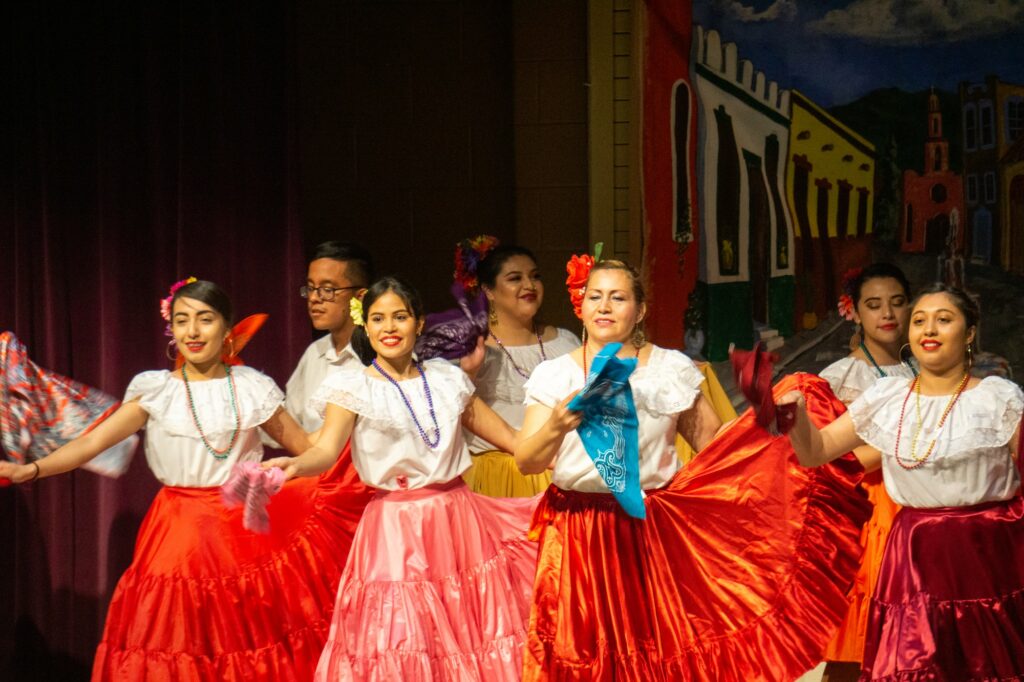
[{"xmin": 299, "ymin": 285, "xmax": 361, "ymax": 302}]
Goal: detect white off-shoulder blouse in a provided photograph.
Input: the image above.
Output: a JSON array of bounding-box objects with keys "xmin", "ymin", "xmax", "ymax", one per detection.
[
  {"xmin": 467, "ymin": 327, "xmax": 580, "ymax": 452},
  {"xmin": 311, "ymin": 359, "xmax": 476, "ymax": 490},
  {"xmin": 848, "ymin": 376, "xmax": 1024, "ymax": 508},
  {"xmin": 524, "ymin": 346, "xmax": 705, "ymax": 493},
  {"xmin": 819, "ymin": 356, "xmax": 916, "ymax": 405},
  {"xmin": 126, "ymin": 366, "xmax": 283, "ymax": 487}
]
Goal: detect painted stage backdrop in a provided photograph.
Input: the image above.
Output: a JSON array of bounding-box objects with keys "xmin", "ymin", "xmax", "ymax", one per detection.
[{"xmin": 640, "ymin": 0, "xmax": 1024, "ymax": 361}]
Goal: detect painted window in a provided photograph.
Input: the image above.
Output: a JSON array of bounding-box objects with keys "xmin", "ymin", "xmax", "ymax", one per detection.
[
  {"xmin": 972, "ymin": 207, "xmax": 992, "ymax": 264},
  {"xmin": 905, "ymin": 203, "xmax": 913, "ymax": 244},
  {"xmin": 984, "ymin": 172, "xmax": 997, "ymax": 204},
  {"xmin": 1007, "ymin": 97, "xmax": 1024, "ymax": 143},
  {"xmin": 980, "ymin": 100, "xmax": 995, "ymax": 149},
  {"xmin": 931, "ymin": 183, "xmax": 947, "ymax": 204},
  {"xmin": 672, "ymin": 80, "xmax": 693, "ymax": 244},
  {"xmin": 856, "ymin": 188, "xmax": 869, "ymax": 237},
  {"xmin": 964, "ymin": 103, "xmax": 977, "ymax": 151},
  {"xmin": 836, "ymin": 181, "xmax": 851, "ymax": 237},
  {"xmin": 966, "ymin": 174, "xmax": 978, "ymax": 204}
]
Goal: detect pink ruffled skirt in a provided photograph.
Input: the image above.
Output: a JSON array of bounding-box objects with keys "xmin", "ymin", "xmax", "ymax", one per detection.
[{"xmin": 315, "ymin": 478, "xmax": 538, "ymax": 681}]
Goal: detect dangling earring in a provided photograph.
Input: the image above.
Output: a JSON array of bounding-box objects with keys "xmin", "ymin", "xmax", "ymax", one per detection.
[
  {"xmin": 631, "ymin": 323, "xmax": 646, "ymax": 349},
  {"xmin": 851, "ymin": 323, "xmax": 863, "ymax": 350},
  {"xmin": 899, "ymin": 343, "xmax": 912, "ymax": 361},
  {"xmin": 488, "ymin": 300, "xmax": 497, "ymax": 326},
  {"xmin": 224, "ymin": 336, "xmax": 236, "ymax": 359},
  {"xmin": 966, "ymin": 342, "xmax": 974, "ymax": 370},
  {"xmin": 166, "ymin": 340, "xmax": 179, "ymax": 361}
]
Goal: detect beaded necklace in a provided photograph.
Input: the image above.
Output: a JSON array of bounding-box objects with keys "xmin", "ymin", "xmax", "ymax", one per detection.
[
  {"xmin": 582, "ymin": 341, "xmax": 640, "ymax": 377},
  {"xmin": 181, "ymin": 363, "xmax": 241, "ymax": 460},
  {"xmin": 893, "ymin": 373, "xmax": 970, "ymax": 470},
  {"xmin": 372, "ymin": 359, "xmax": 441, "ymax": 448},
  {"xmin": 489, "ymin": 326, "xmax": 546, "ymax": 379},
  {"xmin": 859, "ymin": 341, "xmax": 918, "ymax": 378}
]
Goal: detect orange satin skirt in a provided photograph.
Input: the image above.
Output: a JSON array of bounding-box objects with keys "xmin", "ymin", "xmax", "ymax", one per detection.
[
  {"xmin": 523, "ymin": 374, "xmax": 870, "ymax": 681},
  {"xmin": 92, "ymin": 446, "xmax": 375, "ymax": 682},
  {"xmin": 822, "ymin": 470, "xmax": 900, "ymax": 663}
]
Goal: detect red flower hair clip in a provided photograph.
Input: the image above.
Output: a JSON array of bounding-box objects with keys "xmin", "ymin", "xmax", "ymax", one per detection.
[
  {"xmin": 565, "ymin": 242, "xmax": 604, "ymax": 319},
  {"xmin": 837, "ymin": 267, "xmax": 863, "ymax": 322},
  {"xmin": 453, "ymin": 235, "xmax": 500, "ymax": 294}
]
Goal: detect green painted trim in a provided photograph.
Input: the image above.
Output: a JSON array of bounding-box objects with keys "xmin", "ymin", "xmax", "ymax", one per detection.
[
  {"xmin": 769, "ymin": 275, "xmax": 795, "ymax": 337},
  {"xmin": 695, "ymin": 63, "xmax": 789, "ymax": 127},
  {"xmin": 705, "ymin": 281, "xmax": 753, "ymax": 362}
]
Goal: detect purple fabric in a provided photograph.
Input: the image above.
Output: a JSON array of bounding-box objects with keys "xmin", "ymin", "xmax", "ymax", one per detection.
[
  {"xmin": 415, "ymin": 283, "xmax": 488, "ymax": 361},
  {"xmin": 862, "ymin": 497, "xmax": 1024, "ymax": 680},
  {"xmin": 1, "ymin": 3, "xmax": 306, "ymax": 675}
]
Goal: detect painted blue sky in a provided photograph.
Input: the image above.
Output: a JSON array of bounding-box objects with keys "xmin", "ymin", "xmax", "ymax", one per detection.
[{"xmin": 692, "ymin": 0, "xmax": 1024, "ymax": 106}]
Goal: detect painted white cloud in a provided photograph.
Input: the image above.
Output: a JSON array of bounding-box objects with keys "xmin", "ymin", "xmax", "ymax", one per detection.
[
  {"xmin": 808, "ymin": 0, "xmax": 1024, "ymax": 44},
  {"xmin": 716, "ymin": 0, "xmax": 797, "ymax": 22}
]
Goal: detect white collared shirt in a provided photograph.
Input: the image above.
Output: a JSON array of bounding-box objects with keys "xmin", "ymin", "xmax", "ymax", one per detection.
[{"xmin": 284, "ymin": 334, "xmax": 363, "ymax": 431}]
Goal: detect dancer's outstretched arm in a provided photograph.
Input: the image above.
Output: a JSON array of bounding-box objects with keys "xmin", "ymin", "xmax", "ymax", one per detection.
[
  {"xmin": 263, "ymin": 403, "xmax": 355, "ymax": 479},
  {"xmin": 0, "ymin": 401, "xmax": 148, "ymax": 483},
  {"xmin": 777, "ymin": 391, "xmax": 864, "ymax": 467}
]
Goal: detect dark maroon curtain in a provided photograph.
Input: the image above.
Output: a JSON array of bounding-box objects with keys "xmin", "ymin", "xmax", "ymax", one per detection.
[{"xmin": 1, "ymin": 2, "xmax": 307, "ymax": 678}]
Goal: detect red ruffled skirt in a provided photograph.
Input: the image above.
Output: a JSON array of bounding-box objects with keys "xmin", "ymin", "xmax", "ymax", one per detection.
[
  {"xmin": 92, "ymin": 445, "xmax": 375, "ymax": 681},
  {"xmin": 824, "ymin": 471, "xmax": 901, "ymax": 663},
  {"xmin": 861, "ymin": 496, "xmax": 1024, "ymax": 681},
  {"xmin": 315, "ymin": 478, "xmax": 538, "ymax": 681},
  {"xmin": 523, "ymin": 373, "xmax": 871, "ymax": 681}
]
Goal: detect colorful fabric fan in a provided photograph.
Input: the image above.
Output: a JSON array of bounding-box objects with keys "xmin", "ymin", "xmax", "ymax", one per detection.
[
  {"xmin": 415, "ymin": 283, "xmax": 488, "ymax": 361},
  {"xmin": 567, "ymin": 342, "xmax": 644, "ymax": 518},
  {"xmin": 0, "ymin": 331, "xmax": 138, "ymax": 478}
]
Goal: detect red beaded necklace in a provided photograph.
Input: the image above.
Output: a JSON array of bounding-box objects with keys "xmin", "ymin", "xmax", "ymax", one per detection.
[{"xmin": 893, "ymin": 373, "xmax": 970, "ymax": 470}]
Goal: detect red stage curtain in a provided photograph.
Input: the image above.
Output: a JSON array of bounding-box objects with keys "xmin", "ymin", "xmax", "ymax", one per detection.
[{"xmin": 1, "ymin": 3, "xmax": 306, "ymax": 678}]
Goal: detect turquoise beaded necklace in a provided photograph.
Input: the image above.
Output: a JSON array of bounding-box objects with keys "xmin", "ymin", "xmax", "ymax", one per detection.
[{"xmin": 182, "ymin": 363, "xmax": 241, "ymax": 459}]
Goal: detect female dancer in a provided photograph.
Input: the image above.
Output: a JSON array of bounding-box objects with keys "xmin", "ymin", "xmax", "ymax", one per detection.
[
  {"xmin": 459, "ymin": 237, "xmax": 579, "ymax": 497},
  {"xmin": 0, "ymin": 279, "xmax": 360, "ymax": 681},
  {"xmin": 818, "ymin": 264, "xmax": 915, "ymax": 680},
  {"xmin": 515, "ymin": 256, "xmax": 870, "ymax": 681},
  {"xmin": 264, "ymin": 277, "xmax": 538, "ymax": 681},
  {"xmin": 781, "ymin": 283, "xmax": 1024, "ymax": 680}
]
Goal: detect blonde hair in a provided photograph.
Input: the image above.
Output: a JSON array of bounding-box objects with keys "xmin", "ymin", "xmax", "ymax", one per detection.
[{"xmin": 587, "ymin": 260, "xmax": 645, "ymax": 304}]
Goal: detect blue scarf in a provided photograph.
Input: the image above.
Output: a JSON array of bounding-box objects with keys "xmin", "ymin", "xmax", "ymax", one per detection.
[{"xmin": 567, "ymin": 343, "xmax": 644, "ymax": 519}]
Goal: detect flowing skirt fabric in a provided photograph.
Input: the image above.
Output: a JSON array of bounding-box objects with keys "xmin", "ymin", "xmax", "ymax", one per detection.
[
  {"xmin": 315, "ymin": 479, "xmax": 538, "ymax": 682},
  {"xmin": 824, "ymin": 471, "xmax": 901, "ymax": 663},
  {"xmin": 861, "ymin": 496, "xmax": 1024, "ymax": 681},
  {"xmin": 92, "ymin": 445, "xmax": 374, "ymax": 681},
  {"xmin": 462, "ymin": 449, "xmax": 553, "ymax": 498},
  {"xmin": 524, "ymin": 373, "xmax": 871, "ymax": 681}
]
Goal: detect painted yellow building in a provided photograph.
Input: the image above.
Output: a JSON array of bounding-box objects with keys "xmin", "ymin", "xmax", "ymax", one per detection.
[{"xmin": 785, "ymin": 90, "xmax": 876, "ymax": 326}]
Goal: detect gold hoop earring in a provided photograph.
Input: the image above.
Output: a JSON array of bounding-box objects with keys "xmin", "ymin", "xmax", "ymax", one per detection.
[
  {"xmin": 166, "ymin": 340, "xmax": 179, "ymax": 361},
  {"xmin": 488, "ymin": 300, "xmax": 497, "ymax": 326},
  {"xmin": 899, "ymin": 343, "xmax": 912, "ymax": 361},
  {"xmin": 631, "ymin": 323, "xmax": 646, "ymax": 349}
]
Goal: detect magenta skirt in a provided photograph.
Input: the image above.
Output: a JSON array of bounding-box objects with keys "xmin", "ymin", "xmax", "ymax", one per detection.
[
  {"xmin": 314, "ymin": 478, "xmax": 539, "ymax": 681},
  {"xmin": 861, "ymin": 495, "xmax": 1024, "ymax": 680}
]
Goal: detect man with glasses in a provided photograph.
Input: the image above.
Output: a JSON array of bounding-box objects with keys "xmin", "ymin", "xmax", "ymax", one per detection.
[{"xmin": 285, "ymin": 241, "xmax": 375, "ymax": 431}]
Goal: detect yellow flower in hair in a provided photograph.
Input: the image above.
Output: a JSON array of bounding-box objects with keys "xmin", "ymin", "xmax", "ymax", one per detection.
[{"xmin": 349, "ymin": 296, "xmax": 365, "ymax": 327}]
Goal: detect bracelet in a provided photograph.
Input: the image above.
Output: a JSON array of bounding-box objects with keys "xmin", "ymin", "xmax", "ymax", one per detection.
[{"xmin": 27, "ymin": 461, "xmax": 40, "ymax": 483}]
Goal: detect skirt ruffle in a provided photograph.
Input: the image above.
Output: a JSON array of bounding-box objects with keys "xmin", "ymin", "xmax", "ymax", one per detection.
[
  {"xmin": 861, "ymin": 496, "xmax": 1024, "ymax": 681},
  {"xmin": 315, "ymin": 479, "xmax": 538, "ymax": 682},
  {"xmin": 462, "ymin": 449, "xmax": 553, "ymax": 498},
  {"xmin": 92, "ymin": 445, "xmax": 375, "ymax": 682},
  {"xmin": 824, "ymin": 471, "xmax": 901, "ymax": 663},
  {"xmin": 524, "ymin": 373, "xmax": 871, "ymax": 681}
]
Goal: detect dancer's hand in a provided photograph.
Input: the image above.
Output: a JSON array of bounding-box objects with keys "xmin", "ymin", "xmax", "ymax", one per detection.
[
  {"xmin": 459, "ymin": 335, "xmax": 487, "ymax": 378},
  {"xmin": 773, "ymin": 391, "xmax": 804, "ymax": 435},
  {"xmin": 0, "ymin": 461, "xmax": 34, "ymax": 485},
  {"xmin": 262, "ymin": 457, "xmax": 301, "ymax": 480},
  {"xmin": 548, "ymin": 391, "xmax": 583, "ymax": 436}
]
